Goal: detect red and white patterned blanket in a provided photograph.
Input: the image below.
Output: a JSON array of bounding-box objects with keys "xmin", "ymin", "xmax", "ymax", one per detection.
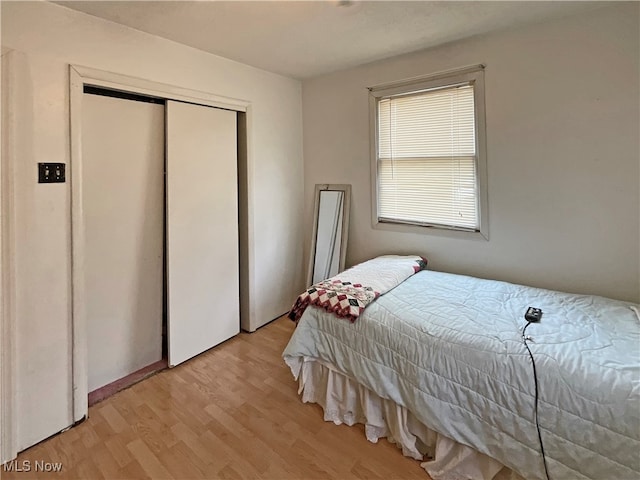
[{"xmin": 288, "ymin": 255, "xmax": 427, "ymax": 322}]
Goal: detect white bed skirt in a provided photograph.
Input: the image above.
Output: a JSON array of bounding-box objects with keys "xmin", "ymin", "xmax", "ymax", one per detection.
[{"xmin": 292, "ymin": 356, "xmax": 526, "ymax": 480}]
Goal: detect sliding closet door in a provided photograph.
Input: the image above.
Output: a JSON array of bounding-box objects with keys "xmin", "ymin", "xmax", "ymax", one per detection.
[
  {"xmin": 83, "ymin": 94, "xmax": 164, "ymax": 391},
  {"xmin": 166, "ymin": 101, "xmax": 239, "ymax": 367}
]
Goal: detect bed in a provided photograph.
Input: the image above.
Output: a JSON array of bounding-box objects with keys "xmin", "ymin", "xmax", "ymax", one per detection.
[{"xmin": 282, "ymin": 261, "xmax": 640, "ymax": 480}]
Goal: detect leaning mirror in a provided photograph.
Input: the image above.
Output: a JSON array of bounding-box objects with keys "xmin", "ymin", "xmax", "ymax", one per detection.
[{"xmin": 308, "ymin": 184, "xmax": 351, "ymax": 286}]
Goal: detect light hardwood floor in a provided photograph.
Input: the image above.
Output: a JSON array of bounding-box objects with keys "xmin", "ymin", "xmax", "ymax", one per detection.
[{"xmin": 2, "ymin": 317, "xmax": 427, "ymax": 479}]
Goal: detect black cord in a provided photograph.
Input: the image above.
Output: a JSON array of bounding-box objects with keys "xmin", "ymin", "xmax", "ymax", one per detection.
[{"xmin": 522, "ymin": 321, "xmax": 551, "ymax": 480}]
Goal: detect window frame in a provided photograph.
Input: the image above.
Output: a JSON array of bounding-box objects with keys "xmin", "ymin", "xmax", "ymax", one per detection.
[{"xmin": 368, "ymin": 64, "xmax": 489, "ymax": 239}]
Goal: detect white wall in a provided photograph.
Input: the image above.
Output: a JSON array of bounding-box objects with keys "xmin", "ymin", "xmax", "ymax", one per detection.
[
  {"xmin": 302, "ymin": 4, "xmax": 640, "ymax": 304},
  {"xmin": 1, "ymin": 1, "xmax": 304, "ymax": 451}
]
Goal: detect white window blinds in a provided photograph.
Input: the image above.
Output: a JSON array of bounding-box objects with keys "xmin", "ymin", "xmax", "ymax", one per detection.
[{"xmin": 377, "ymin": 83, "xmax": 479, "ymax": 230}]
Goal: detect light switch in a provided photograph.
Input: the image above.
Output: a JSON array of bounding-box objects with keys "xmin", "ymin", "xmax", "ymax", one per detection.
[{"xmin": 38, "ymin": 163, "xmax": 66, "ymax": 183}]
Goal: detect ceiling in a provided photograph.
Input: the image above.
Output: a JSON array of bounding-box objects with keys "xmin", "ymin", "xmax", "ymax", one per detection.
[{"xmin": 54, "ymin": 1, "xmax": 604, "ymax": 79}]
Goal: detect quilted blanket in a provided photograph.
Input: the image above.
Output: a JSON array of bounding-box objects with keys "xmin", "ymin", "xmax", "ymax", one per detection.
[
  {"xmin": 288, "ymin": 255, "xmax": 427, "ymax": 322},
  {"xmin": 283, "ymin": 270, "xmax": 640, "ymax": 480}
]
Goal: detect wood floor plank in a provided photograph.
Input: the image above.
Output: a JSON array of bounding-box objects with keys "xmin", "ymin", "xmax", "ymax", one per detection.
[
  {"xmin": 197, "ymin": 430, "xmax": 262, "ymax": 479},
  {"xmin": 117, "ymin": 458, "xmax": 149, "ymax": 479},
  {"xmin": 126, "ymin": 439, "xmax": 172, "ymax": 479},
  {"xmin": 156, "ymin": 443, "xmax": 206, "ymax": 480},
  {"xmin": 104, "ymin": 437, "xmax": 134, "ymax": 468},
  {"xmin": 90, "ymin": 445, "xmax": 121, "ymax": 479},
  {"xmin": 2, "ymin": 317, "xmax": 428, "ymax": 479},
  {"xmin": 99, "ymin": 403, "xmax": 129, "ymax": 434}
]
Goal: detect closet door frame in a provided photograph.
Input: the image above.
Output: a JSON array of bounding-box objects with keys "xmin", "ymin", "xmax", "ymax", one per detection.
[
  {"xmin": 69, "ymin": 65, "xmax": 250, "ymax": 422},
  {"xmin": 1, "ymin": 48, "xmax": 18, "ymax": 464}
]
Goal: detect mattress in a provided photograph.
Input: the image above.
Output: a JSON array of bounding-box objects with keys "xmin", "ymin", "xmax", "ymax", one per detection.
[{"xmin": 283, "ymin": 270, "xmax": 640, "ymax": 480}]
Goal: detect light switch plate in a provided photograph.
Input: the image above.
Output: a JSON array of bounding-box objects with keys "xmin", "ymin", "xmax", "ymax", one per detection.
[{"xmin": 38, "ymin": 163, "xmax": 66, "ymax": 183}]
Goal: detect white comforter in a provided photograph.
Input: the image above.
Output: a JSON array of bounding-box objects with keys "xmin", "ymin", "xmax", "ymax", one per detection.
[{"xmin": 283, "ymin": 270, "xmax": 640, "ymax": 480}]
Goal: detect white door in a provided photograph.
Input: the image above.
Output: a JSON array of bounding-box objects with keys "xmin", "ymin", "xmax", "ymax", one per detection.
[
  {"xmin": 82, "ymin": 94, "xmax": 164, "ymax": 392},
  {"xmin": 166, "ymin": 101, "xmax": 239, "ymax": 367}
]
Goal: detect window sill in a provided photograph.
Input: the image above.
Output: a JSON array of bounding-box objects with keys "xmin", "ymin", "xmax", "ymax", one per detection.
[{"xmin": 373, "ymin": 219, "xmax": 489, "ymax": 240}]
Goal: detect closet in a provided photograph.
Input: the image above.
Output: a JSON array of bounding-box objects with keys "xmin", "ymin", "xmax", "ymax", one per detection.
[
  {"xmin": 82, "ymin": 90, "xmax": 239, "ymax": 396},
  {"xmin": 165, "ymin": 101, "xmax": 239, "ymax": 367}
]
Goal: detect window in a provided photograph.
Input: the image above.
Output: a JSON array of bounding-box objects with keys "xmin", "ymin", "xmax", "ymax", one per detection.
[{"xmin": 369, "ymin": 65, "xmax": 487, "ymax": 236}]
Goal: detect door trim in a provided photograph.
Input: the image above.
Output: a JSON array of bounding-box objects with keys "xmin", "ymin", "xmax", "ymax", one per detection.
[
  {"xmin": 69, "ymin": 65, "xmax": 252, "ymax": 422},
  {"xmin": 1, "ymin": 49, "xmax": 18, "ymax": 464}
]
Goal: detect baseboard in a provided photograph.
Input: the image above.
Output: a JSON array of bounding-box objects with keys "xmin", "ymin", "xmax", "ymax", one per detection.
[{"xmin": 88, "ymin": 360, "xmax": 167, "ymax": 407}]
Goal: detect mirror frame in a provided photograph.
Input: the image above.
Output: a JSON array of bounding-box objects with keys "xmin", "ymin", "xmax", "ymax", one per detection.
[{"xmin": 307, "ymin": 184, "xmax": 352, "ymax": 286}]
